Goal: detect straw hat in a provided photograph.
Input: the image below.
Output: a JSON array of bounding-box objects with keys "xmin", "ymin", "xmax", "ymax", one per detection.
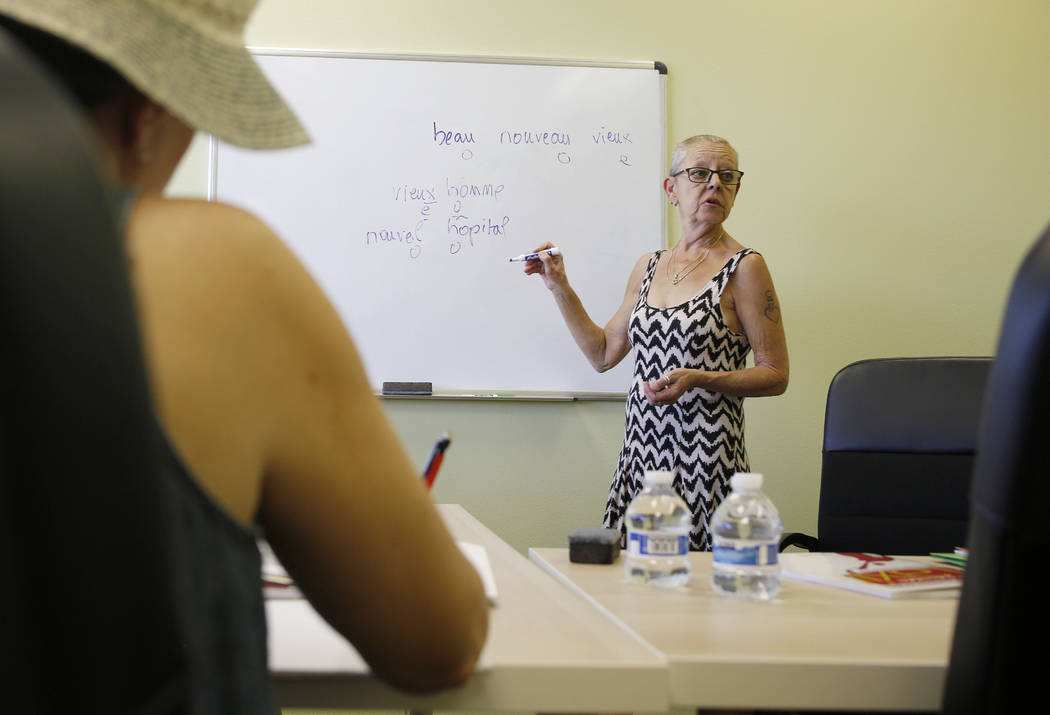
[{"xmin": 0, "ymin": 0, "xmax": 309, "ymax": 149}]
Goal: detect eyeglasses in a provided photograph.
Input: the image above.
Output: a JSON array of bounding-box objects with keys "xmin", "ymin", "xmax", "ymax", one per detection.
[{"xmin": 672, "ymin": 167, "xmax": 744, "ymax": 185}]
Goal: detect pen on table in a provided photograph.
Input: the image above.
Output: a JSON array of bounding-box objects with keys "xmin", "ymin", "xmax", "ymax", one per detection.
[
  {"xmin": 509, "ymin": 247, "xmax": 560, "ymax": 262},
  {"xmin": 423, "ymin": 432, "xmax": 452, "ymax": 490}
]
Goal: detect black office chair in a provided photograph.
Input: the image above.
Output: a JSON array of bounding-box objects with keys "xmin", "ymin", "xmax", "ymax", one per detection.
[
  {"xmin": 942, "ymin": 224, "xmax": 1050, "ymax": 713},
  {"xmin": 0, "ymin": 28, "xmax": 189, "ymax": 712},
  {"xmin": 781, "ymin": 356, "xmax": 992, "ymax": 555}
]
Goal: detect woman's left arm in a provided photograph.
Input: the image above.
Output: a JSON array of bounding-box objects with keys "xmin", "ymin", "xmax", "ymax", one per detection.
[{"xmin": 645, "ymin": 253, "xmax": 789, "ymax": 403}]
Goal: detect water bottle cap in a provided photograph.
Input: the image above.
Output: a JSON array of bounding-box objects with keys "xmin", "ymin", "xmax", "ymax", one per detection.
[
  {"xmin": 644, "ymin": 470, "xmax": 674, "ymax": 485},
  {"xmin": 730, "ymin": 472, "xmax": 764, "ymax": 492}
]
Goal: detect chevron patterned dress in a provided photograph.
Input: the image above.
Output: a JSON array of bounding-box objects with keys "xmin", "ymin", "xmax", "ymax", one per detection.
[{"xmin": 603, "ymin": 248, "xmax": 756, "ymax": 550}]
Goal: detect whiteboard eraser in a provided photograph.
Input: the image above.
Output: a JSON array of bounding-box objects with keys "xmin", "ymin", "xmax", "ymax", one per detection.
[{"xmin": 382, "ymin": 381, "xmax": 432, "ymax": 395}]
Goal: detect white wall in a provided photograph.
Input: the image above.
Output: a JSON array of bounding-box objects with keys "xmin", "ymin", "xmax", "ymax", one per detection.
[{"xmin": 169, "ymin": 0, "xmax": 1050, "ymax": 553}]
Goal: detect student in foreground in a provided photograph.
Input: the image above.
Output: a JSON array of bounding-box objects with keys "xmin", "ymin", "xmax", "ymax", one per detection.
[{"xmin": 0, "ymin": 0, "xmax": 488, "ymax": 707}]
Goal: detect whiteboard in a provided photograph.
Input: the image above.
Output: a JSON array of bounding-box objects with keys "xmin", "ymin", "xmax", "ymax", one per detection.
[{"xmin": 211, "ymin": 50, "xmax": 667, "ymax": 395}]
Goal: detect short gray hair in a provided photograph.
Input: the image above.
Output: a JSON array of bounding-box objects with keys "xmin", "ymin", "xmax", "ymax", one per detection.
[{"xmin": 669, "ymin": 135, "xmax": 738, "ymax": 176}]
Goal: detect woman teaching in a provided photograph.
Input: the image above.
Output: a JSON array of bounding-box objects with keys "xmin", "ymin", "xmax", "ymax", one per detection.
[{"xmin": 524, "ymin": 134, "xmax": 789, "ymax": 550}]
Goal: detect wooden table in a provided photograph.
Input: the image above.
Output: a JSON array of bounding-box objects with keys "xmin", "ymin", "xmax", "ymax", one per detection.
[
  {"xmin": 529, "ymin": 547, "xmax": 959, "ymax": 712},
  {"xmin": 267, "ymin": 505, "xmax": 669, "ymax": 712}
]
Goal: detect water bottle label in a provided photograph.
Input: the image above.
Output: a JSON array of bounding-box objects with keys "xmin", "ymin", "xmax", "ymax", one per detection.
[
  {"xmin": 712, "ymin": 543, "xmax": 778, "ymax": 566},
  {"xmin": 628, "ymin": 531, "xmax": 689, "ymax": 557}
]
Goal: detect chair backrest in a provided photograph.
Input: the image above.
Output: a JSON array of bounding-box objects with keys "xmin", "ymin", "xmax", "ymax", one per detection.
[
  {"xmin": 943, "ymin": 224, "xmax": 1050, "ymax": 713},
  {"xmin": 0, "ymin": 27, "xmax": 188, "ymax": 712},
  {"xmin": 817, "ymin": 356, "xmax": 992, "ymax": 554}
]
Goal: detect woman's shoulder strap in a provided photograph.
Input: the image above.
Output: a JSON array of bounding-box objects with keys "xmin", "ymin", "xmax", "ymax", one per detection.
[{"xmin": 724, "ymin": 247, "xmax": 759, "ymax": 273}]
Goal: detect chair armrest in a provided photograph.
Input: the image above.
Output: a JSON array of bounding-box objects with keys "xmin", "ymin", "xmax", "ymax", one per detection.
[{"xmin": 779, "ymin": 532, "xmax": 818, "ymax": 552}]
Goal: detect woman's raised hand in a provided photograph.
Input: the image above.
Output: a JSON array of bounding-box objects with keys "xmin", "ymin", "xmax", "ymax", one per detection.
[{"xmin": 522, "ymin": 241, "xmax": 568, "ymax": 292}]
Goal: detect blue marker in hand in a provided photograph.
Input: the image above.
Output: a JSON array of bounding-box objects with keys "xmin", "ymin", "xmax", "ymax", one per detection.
[{"xmin": 509, "ymin": 247, "xmax": 561, "ymax": 262}]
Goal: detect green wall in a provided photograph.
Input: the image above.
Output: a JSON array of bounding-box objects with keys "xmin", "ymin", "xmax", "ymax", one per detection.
[{"xmin": 169, "ymin": 0, "xmax": 1050, "ymax": 553}]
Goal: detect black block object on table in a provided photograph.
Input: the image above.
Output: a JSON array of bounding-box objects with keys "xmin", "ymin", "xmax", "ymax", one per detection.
[{"xmin": 568, "ymin": 527, "xmax": 621, "ymax": 564}]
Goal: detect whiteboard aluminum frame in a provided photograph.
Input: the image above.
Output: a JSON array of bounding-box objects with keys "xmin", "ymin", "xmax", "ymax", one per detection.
[{"xmin": 207, "ymin": 49, "xmax": 669, "ymax": 400}]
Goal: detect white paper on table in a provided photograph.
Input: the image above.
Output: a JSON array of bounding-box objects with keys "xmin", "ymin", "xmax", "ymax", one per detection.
[{"xmin": 457, "ymin": 541, "xmax": 499, "ymax": 606}]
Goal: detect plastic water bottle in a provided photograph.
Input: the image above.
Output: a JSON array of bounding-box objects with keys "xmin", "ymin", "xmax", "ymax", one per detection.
[
  {"xmin": 624, "ymin": 470, "xmax": 692, "ymax": 587},
  {"xmin": 711, "ymin": 472, "xmax": 783, "ymax": 599}
]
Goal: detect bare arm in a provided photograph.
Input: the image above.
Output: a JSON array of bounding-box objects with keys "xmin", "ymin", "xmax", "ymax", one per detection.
[
  {"xmin": 645, "ymin": 253, "xmax": 789, "ymax": 403},
  {"xmin": 524, "ymin": 242, "xmax": 648, "ymax": 372},
  {"xmin": 132, "ymin": 199, "xmax": 488, "ymax": 693},
  {"xmin": 256, "ymin": 225, "xmax": 488, "ymax": 692}
]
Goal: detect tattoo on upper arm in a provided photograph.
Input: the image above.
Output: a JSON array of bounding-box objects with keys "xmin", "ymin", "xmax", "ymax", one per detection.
[{"xmin": 763, "ymin": 291, "xmax": 780, "ymax": 324}]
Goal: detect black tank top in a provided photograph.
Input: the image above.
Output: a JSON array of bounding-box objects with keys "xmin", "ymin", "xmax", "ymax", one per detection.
[
  {"xmin": 117, "ymin": 187, "xmax": 272, "ymax": 712},
  {"xmin": 157, "ymin": 420, "xmax": 274, "ymax": 714}
]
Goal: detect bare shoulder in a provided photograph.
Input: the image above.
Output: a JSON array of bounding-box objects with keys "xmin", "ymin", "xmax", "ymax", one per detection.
[
  {"xmin": 722, "ymin": 249, "xmax": 779, "ymax": 317},
  {"xmin": 725, "ymin": 249, "xmax": 784, "ymax": 331},
  {"xmin": 126, "ymin": 197, "xmax": 326, "ymax": 333},
  {"xmin": 637, "ymin": 250, "xmax": 661, "ymax": 266},
  {"xmin": 128, "ymin": 193, "xmax": 357, "ymax": 377},
  {"xmin": 629, "ymin": 250, "xmax": 657, "ymax": 281},
  {"xmin": 125, "ymin": 196, "xmax": 345, "ymax": 522},
  {"xmin": 731, "ymin": 249, "xmax": 776, "ymax": 289},
  {"xmin": 127, "ymin": 197, "xmax": 290, "ymax": 272}
]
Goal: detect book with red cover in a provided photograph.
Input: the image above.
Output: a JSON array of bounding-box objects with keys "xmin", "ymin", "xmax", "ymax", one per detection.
[{"xmin": 780, "ymin": 552, "xmax": 964, "ymax": 599}]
